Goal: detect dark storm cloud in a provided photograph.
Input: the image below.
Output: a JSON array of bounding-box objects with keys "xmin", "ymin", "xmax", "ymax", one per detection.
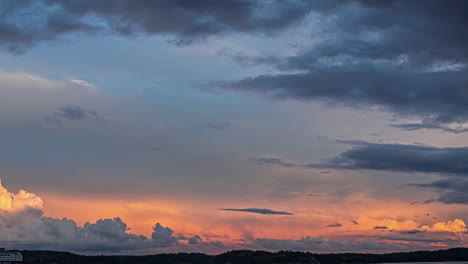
[
  {"xmin": 213, "ymin": 0, "xmax": 468, "ymax": 128},
  {"xmin": 0, "ymin": 0, "xmax": 313, "ymax": 53},
  {"xmin": 46, "ymin": 105, "xmax": 106, "ymax": 123},
  {"xmin": 219, "ymin": 208, "xmax": 293, "ymax": 215},
  {"xmin": 410, "ymin": 178, "xmax": 468, "ymax": 205},
  {"xmin": 251, "ymin": 141, "xmax": 468, "ymax": 176}
]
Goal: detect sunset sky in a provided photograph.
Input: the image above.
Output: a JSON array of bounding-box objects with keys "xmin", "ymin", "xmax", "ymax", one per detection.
[{"xmin": 1, "ymin": 0, "xmax": 468, "ymax": 255}]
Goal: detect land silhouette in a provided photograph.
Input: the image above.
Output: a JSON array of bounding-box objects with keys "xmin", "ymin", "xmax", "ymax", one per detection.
[{"xmin": 20, "ymin": 247, "xmax": 468, "ymax": 264}]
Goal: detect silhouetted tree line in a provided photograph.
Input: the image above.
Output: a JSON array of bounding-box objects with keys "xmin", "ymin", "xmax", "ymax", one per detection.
[{"xmin": 21, "ymin": 247, "xmax": 468, "ymax": 264}]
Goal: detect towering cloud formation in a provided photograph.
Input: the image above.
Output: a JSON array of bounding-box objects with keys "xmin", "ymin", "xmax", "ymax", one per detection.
[
  {"xmin": 0, "ymin": 179, "xmax": 43, "ymax": 211},
  {"xmin": 0, "ymin": 179, "xmax": 177, "ymax": 252}
]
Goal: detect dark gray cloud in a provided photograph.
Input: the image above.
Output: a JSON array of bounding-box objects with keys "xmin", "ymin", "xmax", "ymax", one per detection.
[
  {"xmin": 212, "ymin": 0, "xmax": 468, "ymax": 129},
  {"xmin": 251, "ymin": 141, "xmax": 468, "ymax": 206},
  {"xmin": 410, "ymin": 177, "xmax": 468, "ymax": 205},
  {"xmin": 188, "ymin": 235, "xmax": 202, "ymax": 245},
  {"xmin": 249, "ymin": 157, "xmax": 298, "ymax": 168},
  {"xmin": 410, "ymin": 178, "xmax": 468, "ymax": 192},
  {"xmin": 251, "ymin": 141, "xmax": 468, "ymax": 176},
  {"xmin": 438, "ymin": 192, "xmax": 468, "ymax": 205},
  {"xmin": 0, "ymin": 0, "xmax": 313, "ymax": 53},
  {"xmin": 392, "ymin": 122, "xmax": 468, "ymax": 134},
  {"xmin": 46, "ymin": 105, "xmax": 106, "ymax": 123},
  {"xmin": 0, "ymin": 208, "xmax": 178, "ymax": 252},
  {"xmin": 379, "ymin": 236, "xmax": 459, "ymax": 244},
  {"xmin": 326, "ymin": 223, "xmax": 342, "ymax": 227},
  {"xmin": 399, "ymin": 229, "xmax": 425, "ymax": 235},
  {"xmin": 374, "ymin": 226, "xmax": 388, "ymax": 230},
  {"xmin": 244, "ymin": 236, "xmax": 405, "ymax": 252},
  {"xmin": 242, "ymin": 233, "xmax": 463, "ymax": 252},
  {"xmin": 219, "ymin": 208, "xmax": 293, "ymax": 215}
]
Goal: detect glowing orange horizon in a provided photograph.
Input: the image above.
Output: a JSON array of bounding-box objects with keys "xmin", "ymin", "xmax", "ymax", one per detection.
[{"xmin": 1, "ymin": 179, "xmax": 466, "ymax": 251}]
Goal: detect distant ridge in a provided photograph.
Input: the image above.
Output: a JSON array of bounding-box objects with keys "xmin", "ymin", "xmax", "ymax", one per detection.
[{"xmin": 20, "ymin": 247, "xmax": 468, "ymax": 264}]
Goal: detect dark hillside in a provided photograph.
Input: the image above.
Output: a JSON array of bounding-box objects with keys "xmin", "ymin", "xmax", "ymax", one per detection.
[{"xmin": 21, "ymin": 247, "xmax": 468, "ymax": 264}]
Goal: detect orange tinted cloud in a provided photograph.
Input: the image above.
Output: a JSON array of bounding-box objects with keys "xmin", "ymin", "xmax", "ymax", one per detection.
[
  {"xmin": 4, "ymin": 176, "xmax": 464, "ymax": 253},
  {"xmin": 427, "ymin": 219, "xmax": 467, "ymax": 233},
  {"xmin": 0, "ymin": 179, "xmax": 43, "ymax": 211}
]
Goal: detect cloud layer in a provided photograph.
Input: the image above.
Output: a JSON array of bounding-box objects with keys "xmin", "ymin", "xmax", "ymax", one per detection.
[
  {"xmin": 212, "ymin": 0, "xmax": 468, "ymax": 130},
  {"xmin": 410, "ymin": 178, "xmax": 468, "ymax": 205},
  {"xmin": 45, "ymin": 104, "xmax": 106, "ymax": 124},
  {"xmin": 251, "ymin": 140, "xmax": 468, "ymax": 206},
  {"xmin": 251, "ymin": 141, "xmax": 468, "ymax": 176},
  {"xmin": 0, "ymin": 0, "xmax": 313, "ymax": 53},
  {"xmin": 0, "ymin": 179, "xmax": 177, "ymax": 252},
  {"xmin": 219, "ymin": 208, "xmax": 293, "ymax": 215}
]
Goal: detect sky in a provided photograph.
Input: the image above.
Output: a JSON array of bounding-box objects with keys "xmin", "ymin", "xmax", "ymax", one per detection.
[{"xmin": 0, "ymin": 0, "xmax": 468, "ymax": 255}]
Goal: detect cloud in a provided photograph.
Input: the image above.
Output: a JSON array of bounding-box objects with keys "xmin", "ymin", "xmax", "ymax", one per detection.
[
  {"xmin": 46, "ymin": 104, "xmax": 106, "ymax": 123},
  {"xmin": 188, "ymin": 235, "xmax": 202, "ymax": 245},
  {"xmin": 378, "ymin": 236, "xmax": 459, "ymax": 245},
  {"xmin": 0, "ymin": 0, "xmax": 313, "ymax": 53},
  {"xmin": 245, "ymin": 236, "xmax": 404, "ymax": 252},
  {"xmin": 250, "ymin": 141, "xmax": 468, "ymax": 176},
  {"xmin": 219, "ymin": 208, "xmax": 293, "ymax": 215},
  {"xmin": 426, "ymin": 219, "xmax": 467, "ymax": 233},
  {"xmin": 0, "ymin": 70, "xmax": 63, "ymax": 91},
  {"xmin": 410, "ymin": 177, "xmax": 468, "ymax": 193},
  {"xmin": 251, "ymin": 141, "xmax": 468, "ymax": 207},
  {"xmin": 399, "ymin": 230, "xmax": 425, "ymax": 235},
  {"xmin": 0, "ymin": 70, "xmax": 101, "ymax": 127},
  {"xmin": 0, "ymin": 179, "xmax": 43, "ymax": 212},
  {"xmin": 68, "ymin": 78, "xmax": 97, "ymax": 93},
  {"xmin": 0, "ymin": 179, "xmax": 178, "ymax": 252},
  {"xmin": 243, "ymin": 219, "xmax": 466, "ymax": 252},
  {"xmin": 374, "ymin": 226, "xmax": 388, "ymax": 230},
  {"xmin": 211, "ymin": 0, "xmax": 468, "ymax": 129},
  {"xmin": 437, "ymin": 192, "xmax": 468, "ymax": 205},
  {"xmin": 326, "ymin": 223, "xmax": 342, "ymax": 227},
  {"xmin": 410, "ymin": 177, "xmax": 468, "ymax": 205},
  {"xmin": 249, "ymin": 157, "xmax": 298, "ymax": 168},
  {"xmin": 391, "ymin": 122, "xmax": 468, "ymax": 134}
]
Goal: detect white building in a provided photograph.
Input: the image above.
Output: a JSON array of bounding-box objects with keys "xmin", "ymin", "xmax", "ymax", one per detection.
[{"xmin": 0, "ymin": 248, "xmax": 23, "ymax": 264}]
